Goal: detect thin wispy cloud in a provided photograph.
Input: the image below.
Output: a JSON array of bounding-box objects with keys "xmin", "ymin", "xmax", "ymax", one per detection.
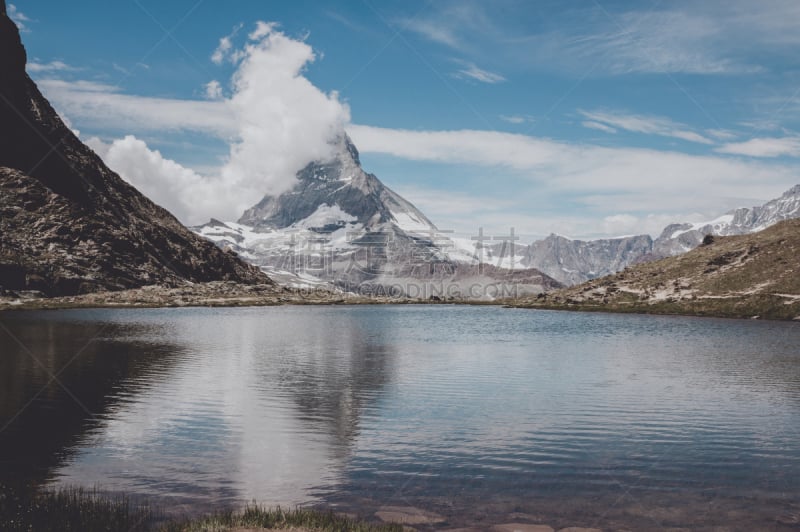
[
  {"xmin": 716, "ymin": 136, "xmax": 800, "ymax": 158},
  {"xmin": 400, "ymin": 17, "xmax": 461, "ymax": 49},
  {"xmin": 211, "ymin": 23, "xmax": 244, "ymax": 65},
  {"xmin": 453, "ymin": 62, "xmax": 505, "ymax": 84},
  {"xmin": 325, "ymin": 10, "xmax": 378, "ymax": 37},
  {"xmin": 571, "ymin": 10, "xmax": 751, "ymax": 75},
  {"xmin": 348, "ymin": 124, "xmax": 796, "ymax": 219},
  {"xmin": 582, "ymin": 121, "xmax": 617, "ymax": 134},
  {"xmin": 579, "ymin": 110, "xmax": 714, "ymax": 144},
  {"xmin": 8, "ymin": 3, "xmax": 30, "ymax": 32},
  {"xmin": 27, "ymin": 60, "xmax": 76, "ymax": 73},
  {"xmin": 112, "ymin": 62, "xmax": 130, "ymax": 76},
  {"xmin": 705, "ymin": 128, "xmax": 738, "ymax": 141},
  {"xmin": 500, "ymin": 115, "xmax": 534, "ymax": 125},
  {"xmin": 402, "ymin": 0, "xmax": 799, "ymax": 76},
  {"xmin": 39, "ymin": 78, "xmax": 235, "ymax": 137}
]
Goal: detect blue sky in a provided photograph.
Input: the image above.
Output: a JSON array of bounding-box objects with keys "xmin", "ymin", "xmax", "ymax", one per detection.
[{"xmin": 11, "ymin": 0, "xmax": 800, "ymax": 239}]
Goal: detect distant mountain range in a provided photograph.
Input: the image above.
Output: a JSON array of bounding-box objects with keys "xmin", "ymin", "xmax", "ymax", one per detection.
[
  {"xmin": 516, "ymin": 217, "xmax": 800, "ymax": 321},
  {"xmin": 479, "ymin": 184, "xmax": 800, "ymax": 286},
  {"xmin": 194, "ymin": 136, "xmax": 562, "ymax": 299},
  {"xmin": 651, "ymin": 184, "xmax": 800, "ymax": 257},
  {"xmin": 0, "ymin": 3, "xmax": 269, "ymax": 297},
  {"xmin": 195, "ymin": 127, "xmax": 800, "ymax": 294}
]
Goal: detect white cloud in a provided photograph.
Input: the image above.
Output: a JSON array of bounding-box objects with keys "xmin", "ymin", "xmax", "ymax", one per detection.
[
  {"xmin": 35, "ymin": 18, "xmax": 799, "ymax": 237},
  {"xmin": 60, "ymin": 114, "xmax": 80, "ymax": 138},
  {"xmin": 582, "ymin": 121, "xmax": 617, "ymax": 134},
  {"xmin": 76, "ymin": 23, "xmax": 349, "ymax": 224},
  {"xmin": 401, "ymin": 18, "xmax": 461, "ymax": 48},
  {"xmin": 601, "ymin": 212, "xmax": 707, "ymax": 238},
  {"xmin": 39, "ymin": 78, "xmax": 237, "ymax": 138},
  {"xmin": 403, "ymin": 1, "xmax": 799, "ymax": 76},
  {"xmin": 219, "ymin": 22, "xmax": 350, "ymax": 198},
  {"xmin": 211, "ymin": 23, "xmax": 243, "ymax": 64},
  {"xmin": 8, "ymin": 3, "xmax": 30, "ymax": 32},
  {"xmin": 572, "ymin": 10, "xmax": 749, "ymax": 75},
  {"xmin": 112, "ymin": 62, "xmax": 130, "ymax": 75},
  {"xmin": 87, "ymin": 136, "xmax": 226, "ymax": 224},
  {"xmin": 716, "ymin": 136, "xmax": 800, "ymax": 157},
  {"xmin": 27, "ymin": 60, "xmax": 75, "ymax": 73},
  {"xmin": 204, "ymin": 80, "xmax": 223, "ymax": 100},
  {"xmin": 499, "ymin": 115, "xmax": 526, "ymax": 125},
  {"xmin": 705, "ymin": 128, "xmax": 738, "ymax": 140},
  {"xmin": 579, "ymin": 109, "xmax": 714, "ymax": 144},
  {"xmin": 348, "ymin": 124, "xmax": 797, "ymax": 232},
  {"xmin": 211, "ymin": 38, "xmax": 231, "ymax": 64},
  {"xmin": 42, "ymin": 69, "xmax": 797, "ymax": 236},
  {"xmin": 395, "ymin": 184, "xmax": 712, "ymax": 240},
  {"xmin": 454, "ymin": 62, "xmax": 505, "ymax": 84},
  {"xmin": 248, "ymin": 21, "xmax": 277, "ymax": 41}
]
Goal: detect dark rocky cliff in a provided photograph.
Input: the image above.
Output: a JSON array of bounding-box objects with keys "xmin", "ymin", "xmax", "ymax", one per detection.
[{"xmin": 0, "ymin": 1, "xmax": 270, "ymax": 296}]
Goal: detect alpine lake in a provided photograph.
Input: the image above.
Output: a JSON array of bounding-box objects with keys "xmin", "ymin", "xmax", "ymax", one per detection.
[{"xmin": 1, "ymin": 305, "xmax": 799, "ymax": 530}]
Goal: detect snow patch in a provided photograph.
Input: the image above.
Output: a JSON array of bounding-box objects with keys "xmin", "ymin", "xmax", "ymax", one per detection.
[
  {"xmin": 391, "ymin": 210, "xmax": 434, "ymax": 234},
  {"xmin": 669, "ymin": 214, "xmax": 734, "ymax": 240},
  {"xmin": 292, "ymin": 203, "xmax": 356, "ymax": 229}
]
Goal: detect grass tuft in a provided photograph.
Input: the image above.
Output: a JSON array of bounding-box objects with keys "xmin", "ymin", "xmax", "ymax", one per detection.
[
  {"xmin": 0, "ymin": 485, "xmax": 153, "ymax": 531},
  {"xmin": 163, "ymin": 504, "xmax": 403, "ymax": 531},
  {"xmin": 0, "ymin": 485, "xmax": 402, "ymax": 532}
]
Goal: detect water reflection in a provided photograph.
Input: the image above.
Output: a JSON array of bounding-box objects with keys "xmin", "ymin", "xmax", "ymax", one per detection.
[
  {"xmin": 0, "ymin": 314, "xmax": 184, "ymax": 490},
  {"xmin": 0, "ymin": 307, "xmax": 398, "ymax": 508},
  {"xmin": 0, "ymin": 306, "xmax": 799, "ymax": 530}
]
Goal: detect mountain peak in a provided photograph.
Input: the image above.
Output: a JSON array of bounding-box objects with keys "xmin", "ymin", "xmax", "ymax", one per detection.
[
  {"xmin": 782, "ymin": 184, "xmax": 800, "ymax": 197},
  {"xmin": 238, "ymin": 133, "xmax": 435, "ymax": 232},
  {"xmin": 343, "ymin": 133, "xmax": 360, "ymax": 166},
  {"xmin": 0, "ymin": 0, "xmax": 26, "ymax": 74}
]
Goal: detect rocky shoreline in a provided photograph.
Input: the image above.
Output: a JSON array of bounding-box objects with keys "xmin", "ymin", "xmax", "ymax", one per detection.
[{"xmin": 0, "ymin": 281, "xmax": 455, "ymax": 311}]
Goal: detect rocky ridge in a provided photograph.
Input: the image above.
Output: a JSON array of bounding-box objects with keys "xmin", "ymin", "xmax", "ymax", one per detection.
[
  {"xmin": 519, "ymin": 233, "xmax": 654, "ymax": 286},
  {"xmin": 514, "ymin": 218, "xmax": 800, "ymax": 320},
  {"xmin": 507, "ymin": 184, "xmax": 800, "ymax": 286},
  {"xmin": 0, "ymin": 2, "xmax": 270, "ymax": 297}
]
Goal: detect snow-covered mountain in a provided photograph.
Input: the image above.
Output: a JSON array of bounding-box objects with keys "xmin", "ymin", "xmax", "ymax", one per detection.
[
  {"xmin": 193, "ymin": 128, "xmax": 799, "ymax": 293},
  {"xmin": 195, "ymin": 136, "xmax": 561, "ymax": 299},
  {"xmin": 652, "ymin": 185, "xmax": 800, "ymax": 257},
  {"xmin": 518, "ymin": 185, "xmax": 800, "ymax": 285},
  {"xmin": 238, "ymin": 136, "xmax": 436, "ymax": 233}
]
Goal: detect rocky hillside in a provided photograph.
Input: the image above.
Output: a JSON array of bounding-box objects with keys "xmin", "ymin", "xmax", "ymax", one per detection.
[
  {"xmin": 515, "ymin": 218, "xmax": 800, "ymax": 320},
  {"xmin": 520, "ymin": 234, "xmax": 654, "ymax": 285},
  {"xmin": 0, "ymin": 2, "xmax": 269, "ymax": 297},
  {"xmin": 652, "ymin": 184, "xmax": 800, "ymax": 257},
  {"xmin": 510, "ymin": 184, "xmax": 800, "ymax": 286}
]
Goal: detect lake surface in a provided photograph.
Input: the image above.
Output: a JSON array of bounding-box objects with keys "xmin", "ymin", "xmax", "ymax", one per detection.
[{"xmin": 1, "ymin": 305, "xmax": 799, "ymax": 530}]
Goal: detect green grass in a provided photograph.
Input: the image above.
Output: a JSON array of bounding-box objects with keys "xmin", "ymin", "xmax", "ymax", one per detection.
[
  {"xmin": 0, "ymin": 485, "xmax": 153, "ymax": 532},
  {"xmin": 0, "ymin": 486, "xmax": 403, "ymax": 532},
  {"xmin": 162, "ymin": 505, "xmax": 403, "ymax": 532}
]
